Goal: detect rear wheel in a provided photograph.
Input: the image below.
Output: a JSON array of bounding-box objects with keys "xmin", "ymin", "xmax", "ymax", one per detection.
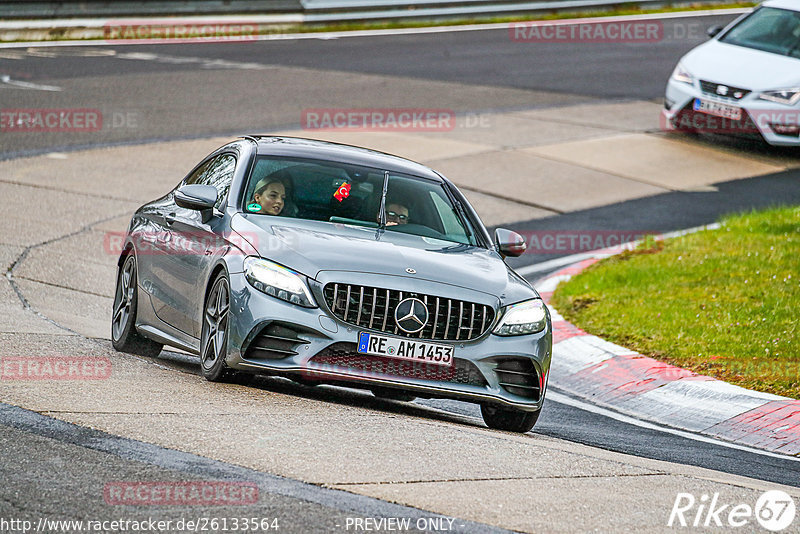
[
  {"xmin": 480, "ymin": 403, "xmax": 540, "ymax": 433},
  {"xmin": 111, "ymin": 253, "xmax": 163, "ymax": 358}
]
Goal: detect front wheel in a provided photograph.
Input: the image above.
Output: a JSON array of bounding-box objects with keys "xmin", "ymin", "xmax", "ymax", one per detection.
[
  {"xmin": 111, "ymin": 253, "xmax": 163, "ymax": 358},
  {"xmin": 200, "ymin": 272, "xmax": 252, "ymax": 384},
  {"xmin": 480, "ymin": 403, "xmax": 540, "ymax": 433},
  {"xmin": 201, "ymin": 272, "xmax": 232, "ymax": 381}
]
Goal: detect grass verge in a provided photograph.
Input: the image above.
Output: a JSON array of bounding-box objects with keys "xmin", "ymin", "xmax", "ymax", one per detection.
[
  {"xmin": 2, "ymin": 1, "xmax": 756, "ymax": 43},
  {"xmin": 281, "ymin": 2, "xmax": 757, "ymax": 34},
  {"xmin": 551, "ymin": 206, "xmax": 800, "ymax": 399}
]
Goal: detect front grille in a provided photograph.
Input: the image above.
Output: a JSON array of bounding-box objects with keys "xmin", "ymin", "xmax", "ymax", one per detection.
[
  {"xmin": 323, "ymin": 283, "xmax": 494, "ymax": 341},
  {"xmin": 243, "ymin": 323, "xmax": 309, "ymax": 360},
  {"xmin": 699, "ymin": 80, "xmax": 751, "ymax": 101},
  {"xmin": 494, "ymin": 358, "xmax": 540, "ymax": 400},
  {"xmin": 310, "ymin": 342, "xmax": 487, "ymax": 386}
]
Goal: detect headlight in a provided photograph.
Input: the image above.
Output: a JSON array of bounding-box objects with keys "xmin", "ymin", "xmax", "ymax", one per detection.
[
  {"xmin": 243, "ymin": 257, "xmax": 317, "ymax": 308},
  {"xmin": 671, "ymin": 63, "xmax": 694, "ymax": 85},
  {"xmin": 493, "ymin": 299, "xmax": 548, "ymax": 336},
  {"xmin": 758, "ymin": 88, "xmax": 800, "ymax": 106}
]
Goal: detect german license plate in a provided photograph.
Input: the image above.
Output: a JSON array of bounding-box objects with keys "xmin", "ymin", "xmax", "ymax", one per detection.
[
  {"xmin": 693, "ymin": 98, "xmax": 742, "ymax": 120},
  {"xmin": 357, "ymin": 332, "xmax": 454, "ymax": 367}
]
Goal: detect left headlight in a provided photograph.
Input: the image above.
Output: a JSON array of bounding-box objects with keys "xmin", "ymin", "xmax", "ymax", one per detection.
[
  {"xmin": 493, "ymin": 299, "xmax": 548, "ymax": 336},
  {"xmin": 243, "ymin": 257, "xmax": 317, "ymax": 308},
  {"xmin": 758, "ymin": 88, "xmax": 800, "ymax": 106},
  {"xmin": 670, "ymin": 63, "xmax": 694, "ymax": 85}
]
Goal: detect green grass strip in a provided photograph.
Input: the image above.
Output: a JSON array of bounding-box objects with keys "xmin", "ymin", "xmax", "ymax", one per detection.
[{"xmin": 552, "ymin": 205, "xmax": 800, "ymax": 399}]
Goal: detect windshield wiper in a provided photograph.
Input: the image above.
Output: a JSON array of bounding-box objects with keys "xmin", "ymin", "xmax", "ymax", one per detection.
[{"xmin": 377, "ymin": 170, "xmax": 389, "ymax": 231}]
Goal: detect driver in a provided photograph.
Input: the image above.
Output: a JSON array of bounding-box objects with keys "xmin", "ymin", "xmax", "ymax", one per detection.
[{"xmin": 382, "ymin": 202, "xmax": 409, "ymax": 226}]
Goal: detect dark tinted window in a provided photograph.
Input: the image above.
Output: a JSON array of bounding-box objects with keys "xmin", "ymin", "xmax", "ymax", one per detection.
[
  {"xmin": 244, "ymin": 156, "xmax": 477, "ymax": 246},
  {"xmin": 185, "ymin": 154, "xmax": 236, "ymax": 209},
  {"xmin": 720, "ymin": 7, "xmax": 800, "ymax": 58}
]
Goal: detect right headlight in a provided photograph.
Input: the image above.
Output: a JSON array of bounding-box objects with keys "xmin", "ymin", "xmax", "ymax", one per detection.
[
  {"xmin": 243, "ymin": 257, "xmax": 317, "ymax": 308},
  {"xmin": 758, "ymin": 88, "xmax": 800, "ymax": 106},
  {"xmin": 493, "ymin": 299, "xmax": 548, "ymax": 336},
  {"xmin": 671, "ymin": 63, "xmax": 694, "ymax": 85}
]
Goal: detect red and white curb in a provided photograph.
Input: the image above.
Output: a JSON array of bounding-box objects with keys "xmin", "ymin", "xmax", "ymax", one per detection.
[{"xmin": 528, "ymin": 227, "xmax": 800, "ymax": 457}]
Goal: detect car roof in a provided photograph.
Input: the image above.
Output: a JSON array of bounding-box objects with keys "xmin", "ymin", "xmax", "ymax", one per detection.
[
  {"xmin": 761, "ymin": 0, "xmax": 800, "ymax": 11},
  {"xmin": 243, "ymin": 135, "xmax": 444, "ymax": 182}
]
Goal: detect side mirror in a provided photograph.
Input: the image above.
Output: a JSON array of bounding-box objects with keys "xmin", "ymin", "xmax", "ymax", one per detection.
[
  {"xmin": 707, "ymin": 25, "xmax": 723, "ymax": 38},
  {"xmin": 495, "ymin": 228, "xmax": 526, "ymax": 258},
  {"xmin": 175, "ymin": 184, "xmax": 218, "ymax": 223}
]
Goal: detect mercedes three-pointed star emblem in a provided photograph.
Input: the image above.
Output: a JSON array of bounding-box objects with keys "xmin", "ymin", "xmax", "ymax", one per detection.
[{"xmin": 394, "ymin": 297, "xmax": 429, "ymax": 333}]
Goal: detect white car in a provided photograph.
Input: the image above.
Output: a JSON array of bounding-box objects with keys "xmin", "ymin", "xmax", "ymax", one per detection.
[{"xmin": 663, "ymin": 0, "xmax": 800, "ymax": 146}]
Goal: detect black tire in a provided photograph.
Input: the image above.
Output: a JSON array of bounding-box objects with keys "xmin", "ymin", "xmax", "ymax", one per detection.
[
  {"xmin": 371, "ymin": 387, "xmax": 416, "ymax": 402},
  {"xmin": 480, "ymin": 403, "xmax": 540, "ymax": 433},
  {"xmin": 200, "ymin": 271, "xmax": 252, "ymax": 384},
  {"xmin": 111, "ymin": 253, "xmax": 163, "ymax": 358}
]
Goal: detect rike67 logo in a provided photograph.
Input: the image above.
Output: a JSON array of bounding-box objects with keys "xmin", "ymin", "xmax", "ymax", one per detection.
[{"xmin": 669, "ymin": 490, "xmax": 796, "ymax": 531}]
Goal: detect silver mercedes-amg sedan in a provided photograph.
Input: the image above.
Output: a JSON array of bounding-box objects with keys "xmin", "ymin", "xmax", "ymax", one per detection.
[{"xmin": 111, "ymin": 136, "xmax": 551, "ymax": 432}]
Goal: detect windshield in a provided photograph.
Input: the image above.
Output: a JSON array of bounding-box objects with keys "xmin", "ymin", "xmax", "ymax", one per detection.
[
  {"xmin": 243, "ymin": 156, "xmax": 478, "ymax": 247},
  {"xmin": 719, "ymin": 7, "xmax": 800, "ymax": 58}
]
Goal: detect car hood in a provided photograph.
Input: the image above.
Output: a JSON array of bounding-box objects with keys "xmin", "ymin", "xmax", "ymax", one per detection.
[
  {"xmin": 231, "ymin": 214, "xmax": 536, "ymax": 303},
  {"xmin": 682, "ymin": 40, "xmax": 800, "ymax": 91}
]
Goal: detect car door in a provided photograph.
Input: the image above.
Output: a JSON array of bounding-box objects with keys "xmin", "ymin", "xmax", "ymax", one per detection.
[{"xmin": 152, "ymin": 153, "xmax": 236, "ymax": 337}]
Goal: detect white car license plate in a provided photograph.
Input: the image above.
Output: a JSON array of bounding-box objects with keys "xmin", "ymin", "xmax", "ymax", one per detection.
[
  {"xmin": 693, "ymin": 98, "xmax": 742, "ymax": 120},
  {"xmin": 357, "ymin": 332, "xmax": 454, "ymax": 367}
]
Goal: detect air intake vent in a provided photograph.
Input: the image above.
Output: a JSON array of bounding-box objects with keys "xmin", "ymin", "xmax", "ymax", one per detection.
[
  {"xmin": 243, "ymin": 323, "xmax": 309, "ymax": 361},
  {"xmin": 494, "ymin": 358, "xmax": 540, "ymax": 400}
]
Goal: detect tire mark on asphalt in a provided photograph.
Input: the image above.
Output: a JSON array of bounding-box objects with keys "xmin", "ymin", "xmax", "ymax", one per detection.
[{"xmin": 5, "ymin": 211, "xmax": 122, "ymax": 329}]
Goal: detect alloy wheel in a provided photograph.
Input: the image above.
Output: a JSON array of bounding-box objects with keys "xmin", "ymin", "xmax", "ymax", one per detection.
[
  {"xmin": 112, "ymin": 255, "xmax": 136, "ymax": 342},
  {"xmin": 202, "ymin": 276, "xmax": 230, "ymax": 370}
]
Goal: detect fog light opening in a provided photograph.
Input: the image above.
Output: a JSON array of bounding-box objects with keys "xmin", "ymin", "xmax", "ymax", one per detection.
[{"xmin": 769, "ymin": 123, "xmax": 800, "ymax": 137}]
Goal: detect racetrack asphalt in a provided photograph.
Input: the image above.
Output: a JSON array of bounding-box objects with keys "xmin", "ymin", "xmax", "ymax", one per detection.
[{"xmin": 1, "ymin": 12, "xmax": 800, "ymax": 532}]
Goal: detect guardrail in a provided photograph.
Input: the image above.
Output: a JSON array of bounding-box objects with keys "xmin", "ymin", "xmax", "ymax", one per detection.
[{"xmin": 1, "ymin": 0, "xmax": 746, "ymax": 20}]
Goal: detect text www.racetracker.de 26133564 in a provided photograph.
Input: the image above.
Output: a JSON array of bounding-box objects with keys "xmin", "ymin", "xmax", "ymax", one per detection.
[{"xmin": 0, "ymin": 517, "xmax": 279, "ymax": 533}]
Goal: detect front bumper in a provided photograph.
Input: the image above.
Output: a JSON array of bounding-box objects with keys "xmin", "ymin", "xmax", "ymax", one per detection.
[
  {"xmin": 662, "ymin": 78, "xmax": 800, "ymax": 147},
  {"xmin": 224, "ymin": 272, "xmax": 551, "ymax": 412}
]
